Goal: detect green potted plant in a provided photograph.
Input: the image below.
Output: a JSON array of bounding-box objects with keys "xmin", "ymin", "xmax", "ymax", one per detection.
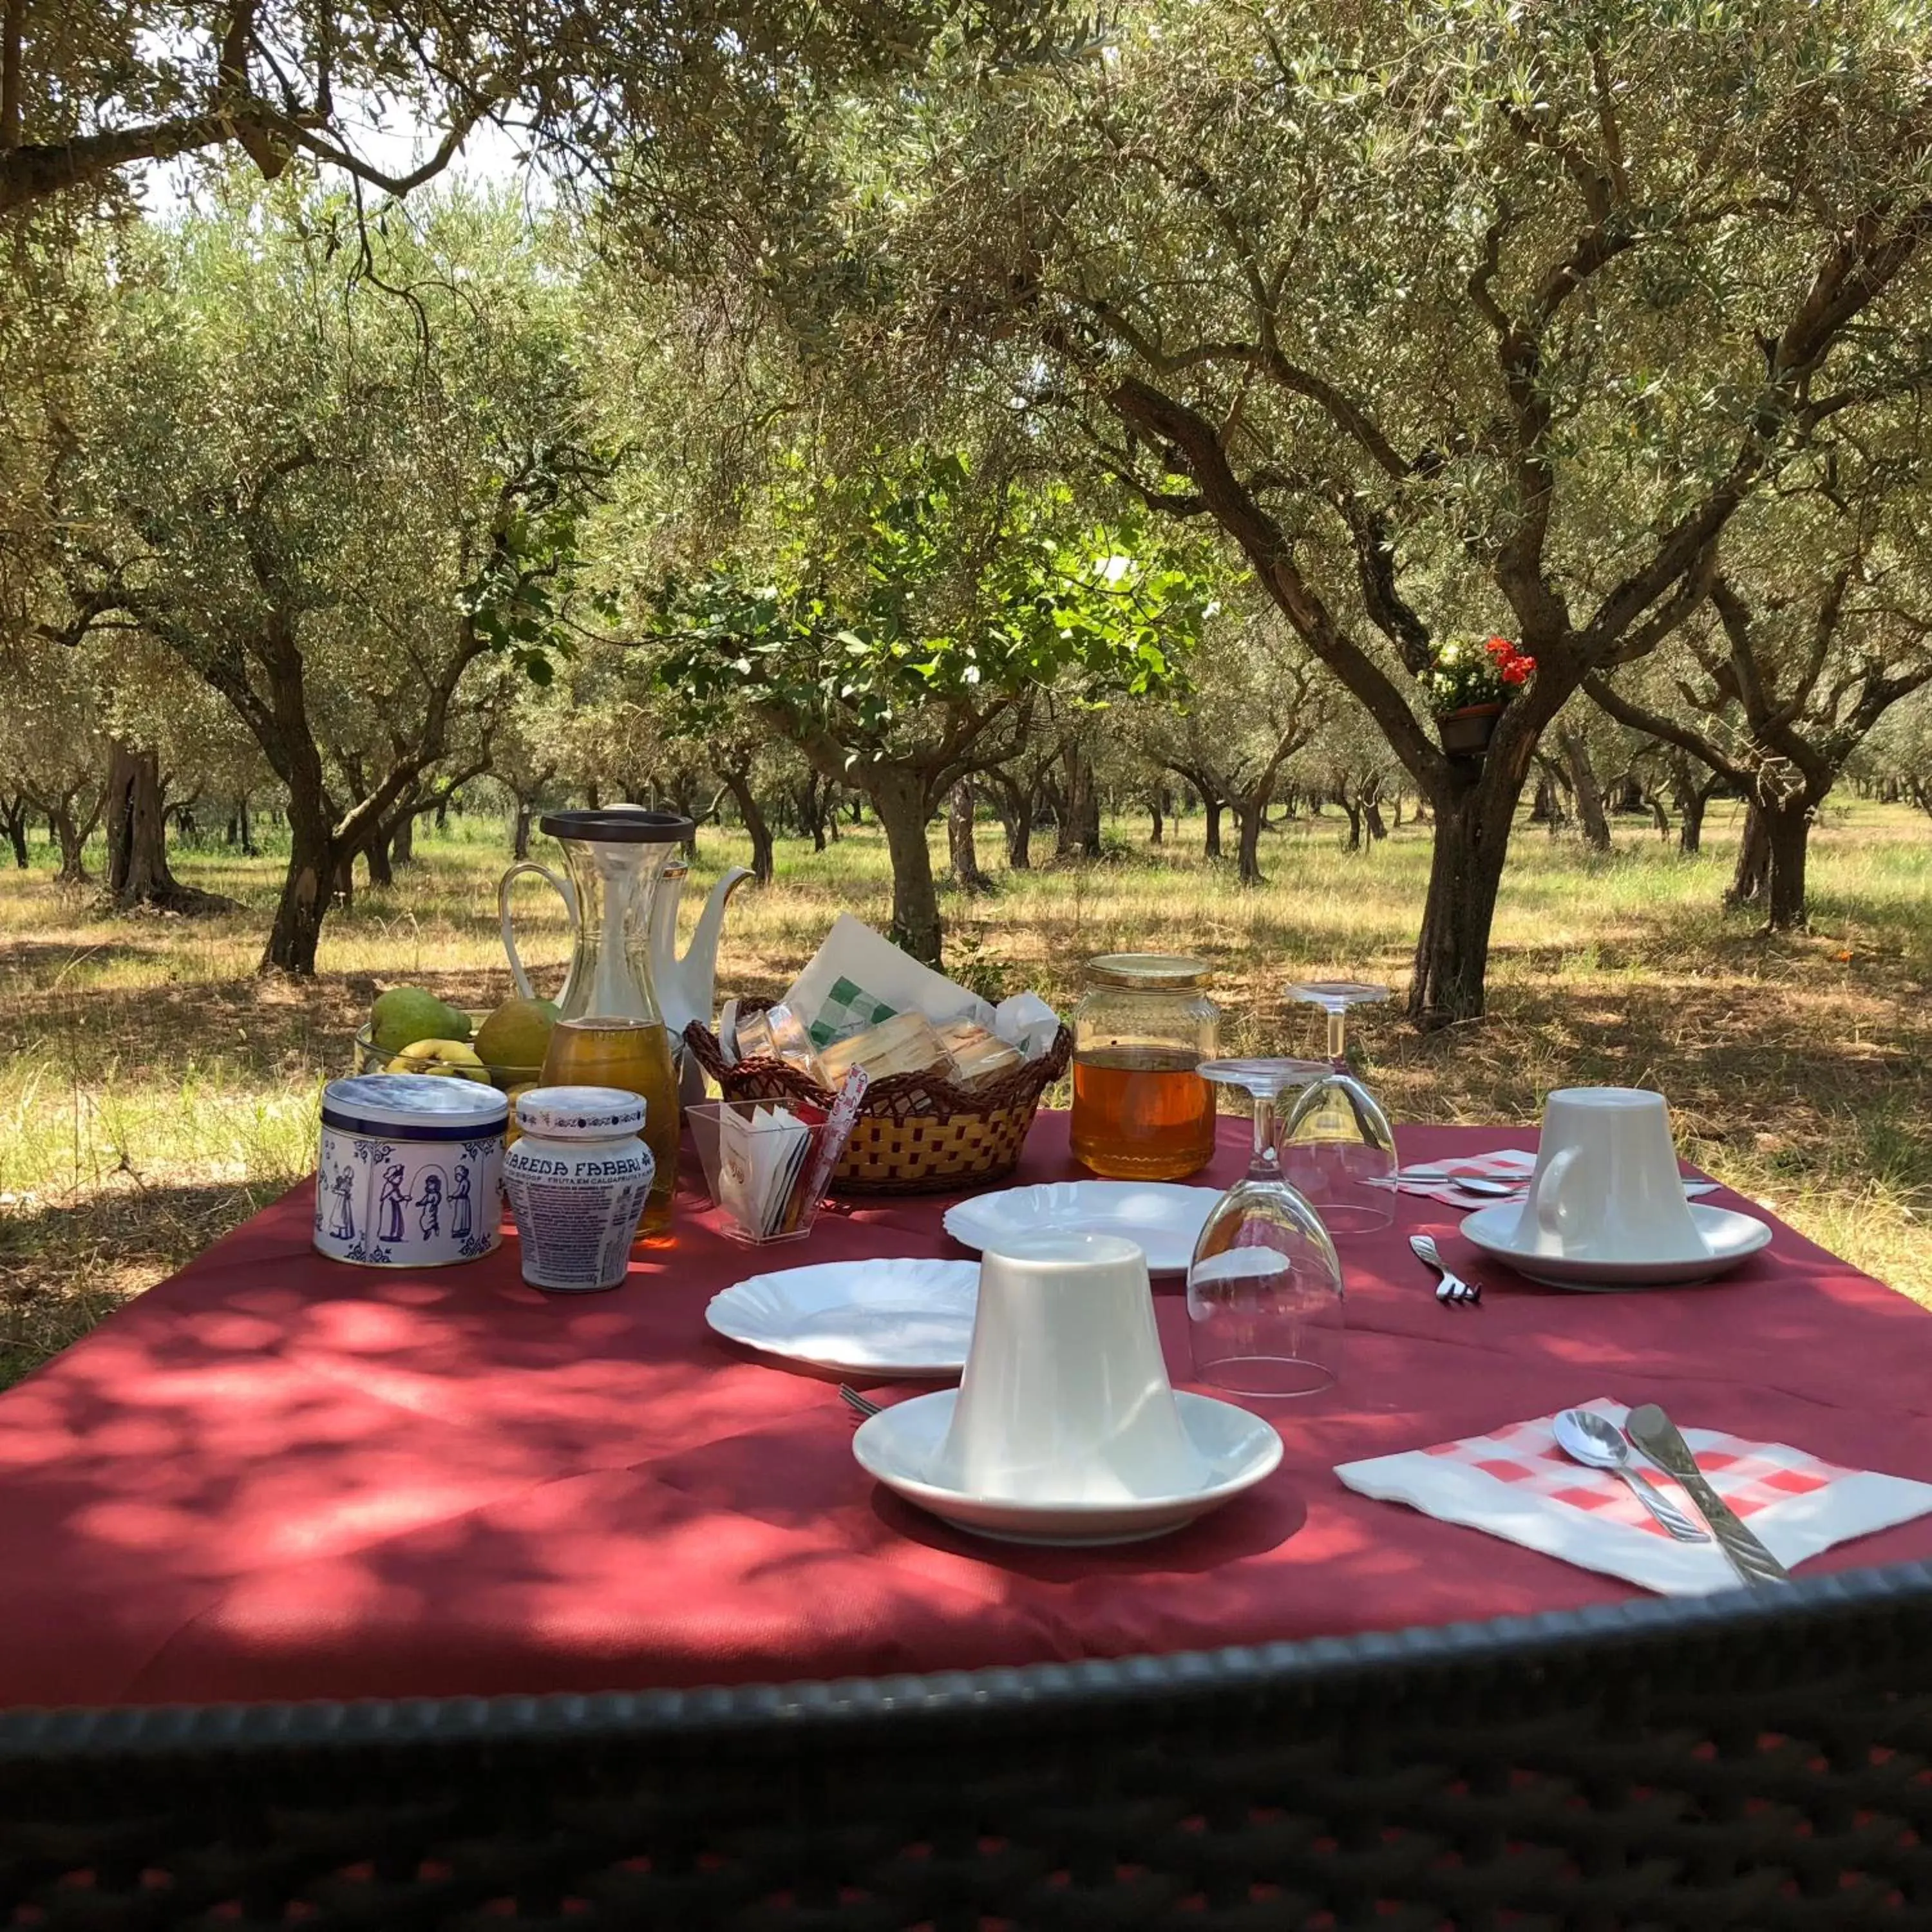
[{"xmin": 1422, "ymin": 635, "xmax": 1536, "ymax": 755}]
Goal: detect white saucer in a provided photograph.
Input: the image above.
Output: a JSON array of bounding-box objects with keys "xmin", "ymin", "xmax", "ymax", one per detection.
[
  {"xmin": 706, "ymin": 1258, "xmax": 979, "ymax": 1377},
  {"xmin": 942, "ymin": 1182, "xmax": 1221, "ymax": 1276},
  {"xmin": 852, "ymin": 1388, "xmax": 1283, "ymax": 1545},
  {"xmin": 1460, "ymin": 1202, "xmax": 1775, "ymax": 1290}
]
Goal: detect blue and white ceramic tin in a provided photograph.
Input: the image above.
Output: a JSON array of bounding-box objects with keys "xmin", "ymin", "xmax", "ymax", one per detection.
[{"xmin": 314, "ymin": 1074, "xmax": 509, "ymax": 1267}]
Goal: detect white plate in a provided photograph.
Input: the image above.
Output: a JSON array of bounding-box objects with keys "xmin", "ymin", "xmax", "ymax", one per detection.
[
  {"xmin": 706, "ymin": 1258, "xmax": 980, "ymax": 1378},
  {"xmin": 1460, "ymin": 1202, "xmax": 1775, "ymax": 1290},
  {"xmin": 853, "ymin": 1388, "xmax": 1283, "ymax": 1546},
  {"xmin": 942, "ymin": 1182, "xmax": 1222, "ymax": 1276}
]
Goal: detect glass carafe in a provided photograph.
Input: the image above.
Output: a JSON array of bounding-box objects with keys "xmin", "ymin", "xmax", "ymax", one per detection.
[{"xmin": 500, "ymin": 808, "xmax": 696, "ymax": 1236}]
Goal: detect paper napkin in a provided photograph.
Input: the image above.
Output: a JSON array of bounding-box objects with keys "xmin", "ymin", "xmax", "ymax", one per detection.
[
  {"xmin": 718, "ymin": 1104, "xmax": 814, "ymax": 1240},
  {"xmin": 1374, "ymin": 1150, "xmax": 1719, "ymax": 1210},
  {"xmin": 1335, "ymin": 1397, "xmax": 1932, "ymax": 1595}
]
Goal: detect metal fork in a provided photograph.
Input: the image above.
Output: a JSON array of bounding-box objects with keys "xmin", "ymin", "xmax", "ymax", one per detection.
[
  {"xmin": 1410, "ymin": 1233, "xmax": 1481, "ymax": 1307},
  {"xmin": 839, "ymin": 1384, "xmax": 883, "ymax": 1420}
]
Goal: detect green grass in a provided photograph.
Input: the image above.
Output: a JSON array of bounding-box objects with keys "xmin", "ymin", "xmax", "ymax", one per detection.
[{"xmin": 2, "ymin": 795, "xmax": 1929, "ymax": 1385}]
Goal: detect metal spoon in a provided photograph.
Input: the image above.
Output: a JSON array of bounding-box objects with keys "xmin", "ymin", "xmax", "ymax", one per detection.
[
  {"xmin": 1370, "ymin": 1171, "xmax": 1520, "ymax": 1198},
  {"xmin": 1392, "ymin": 1166, "xmax": 1524, "ymax": 1197},
  {"xmin": 1553, "ymin": 1408, "xmax": 1710, "ymax": 1542},
  {"xmin": 1408, "ymin": 1233, "xmax": 1479, "ymax": 1305}
]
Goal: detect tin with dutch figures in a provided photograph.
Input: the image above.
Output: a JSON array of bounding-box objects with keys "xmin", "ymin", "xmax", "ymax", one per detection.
[{"xmin": 314, "ymin": 1074, "xmax": 508, "ymax": 1267}]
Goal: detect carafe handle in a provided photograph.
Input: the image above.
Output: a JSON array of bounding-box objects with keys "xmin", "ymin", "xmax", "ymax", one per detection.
[{"xmin": 498, "ymin": 861, "xmax": 574, "ymax": 1003}]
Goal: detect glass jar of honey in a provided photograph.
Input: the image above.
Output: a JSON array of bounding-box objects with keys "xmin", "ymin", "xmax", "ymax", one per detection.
[{"xmin": 1070, "ymin": 954, "xmax": 1219, "ymax": 1180}]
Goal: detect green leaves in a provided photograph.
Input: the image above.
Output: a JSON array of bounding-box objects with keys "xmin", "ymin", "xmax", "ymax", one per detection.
[{"xmin": 647, "ymin": 453, "xmax": 1211, "ymax": 756}]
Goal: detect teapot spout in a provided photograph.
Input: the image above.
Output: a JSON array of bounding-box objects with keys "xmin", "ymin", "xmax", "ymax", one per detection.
[{"xmin": 660, "ymin": 864, "xmax": 753, "ymax": 1038}]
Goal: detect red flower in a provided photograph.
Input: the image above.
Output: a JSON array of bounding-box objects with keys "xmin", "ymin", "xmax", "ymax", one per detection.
[
  {"xmin": 1501, "ymin": 658, "xmax": 1532, "ymax": 685},
  {"xmin": 1485, "ymin": 635, "xmax": 1513, "ymax": 659}
]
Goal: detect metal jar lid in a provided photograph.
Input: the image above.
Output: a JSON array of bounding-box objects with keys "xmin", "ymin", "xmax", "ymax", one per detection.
[
  {"xmin": 1082, "ymin": 952, "xmax": 1213, "ymax": 990},
  {"xmin": 513, "ymin": 1084, "xmax": 648, "ymax": 1140},
  {"xmin": 321, "ymin": 1074, "xmax": 509, "ymax": 1137}
]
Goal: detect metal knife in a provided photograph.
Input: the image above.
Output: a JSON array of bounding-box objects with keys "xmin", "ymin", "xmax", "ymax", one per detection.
[{"xmin": 1625, "ymin": 1404, "xmax": 1792, "ymax": 1587}]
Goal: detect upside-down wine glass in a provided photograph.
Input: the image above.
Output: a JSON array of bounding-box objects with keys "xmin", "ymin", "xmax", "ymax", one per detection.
[
  {"xmin": 1280, "ymin": 981, "xmax": 1397, "ymax": 1235},
  {"xmin": 1186, "ymin": 1059, "xmax": 1345, "ymax": 1399}
]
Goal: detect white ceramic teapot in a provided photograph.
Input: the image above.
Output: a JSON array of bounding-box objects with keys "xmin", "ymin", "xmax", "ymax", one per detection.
[{"xmin": 650, "ymin": 857, "xmax": 754, "ymax": 1055}]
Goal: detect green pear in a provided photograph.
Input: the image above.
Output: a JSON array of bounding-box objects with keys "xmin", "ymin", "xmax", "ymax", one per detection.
[
  {"xmin": 474, "ymin": 995, "xmax": 560, "ymax": 1075},
  {"xmin": 370, "ymin": 987, "xmax": 471, "ymax": 1055}
]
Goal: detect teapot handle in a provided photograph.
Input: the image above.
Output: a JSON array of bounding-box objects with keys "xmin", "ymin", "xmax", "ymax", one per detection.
[{"xmin": 498, "ymin": 861, "xmax": 574, "ymax": 1003}]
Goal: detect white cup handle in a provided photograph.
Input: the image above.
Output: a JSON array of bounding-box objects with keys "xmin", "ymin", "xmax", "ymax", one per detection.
[
  {"xmin": 1533, "ymin": 1146, "xmax": 1582, "ymax": 1240},
  {"xmin": 498, "ymin": 862, "xmax": 574, "ymax": 1003}
]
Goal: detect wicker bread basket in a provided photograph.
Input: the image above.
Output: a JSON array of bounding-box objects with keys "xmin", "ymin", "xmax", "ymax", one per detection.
[{"xmin": 684, "ymin": 1003, "xmax": 1071, "ymax": 1196}]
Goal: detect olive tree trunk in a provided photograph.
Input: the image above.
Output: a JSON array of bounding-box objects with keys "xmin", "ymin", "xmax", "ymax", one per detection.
[
  {"xmin": 1559, "ymin": 726, "xmax": 1612, "ymax": 853},
  {"xmin": 50, "ymin": 801, "xmax": 90, "ymax": 882},
  {"xmin": 984, "ymin": 771, "xmax": 1035, "ymax": 870},
  {"xmin": 1727, "ymin": 804, "xmax": 1770, "ymax": 907},
  {"xmin": 1056, "ymin": 744, "xmax": 1102, "ymax": 859},
  {"xmin": 102, "ymin": 739, "xmax": 228, "ymax": 913},
  {"xmin": 869, "ymin": 768, "xmax": 943, "ymax": 966},
  {"xmin": 263, "ymin": 806, "xmax": 339, "ymax": 975},
  {"xmin": 1, "ymin": 794, "xmax": 27, "ymax": 868},
  {"xmin": 721, "ymin": 767, "xmax": 775, "ymax": 886},
  {"xmin": 947, "ymin": 780, "xmax": 989, "ymax": 893},
  {"xmin": 1678, "ymin": 790, "xmax": 1707, "ymax": 854},
  {"xmin": 1406, "ymin": 761, "xmax": 1525, "ymax": 1028},
  {"xmin": 1763, "ymin": 797, "xmax": 1815, "ymax": 932},
  {"xmin": 1233, "ymin": 799, "xmax": 1267, "ymax": 884}
]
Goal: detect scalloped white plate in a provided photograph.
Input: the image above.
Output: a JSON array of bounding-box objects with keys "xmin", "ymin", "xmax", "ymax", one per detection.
[
  {"xmin": 706, "ymin": 1258, "xmax": 980, "ymax": 1377},
  {"xmin": 942, "ymin": 1182, "xmax": 1221, "ymax": 1276}
]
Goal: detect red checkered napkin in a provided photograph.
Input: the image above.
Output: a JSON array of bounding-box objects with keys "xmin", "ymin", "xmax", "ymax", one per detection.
[
  {"xmin": 1336, "ymin": 1398, "xmax": 1932, "ymax": 1595},
  {"xmin": 1379, "ymin": 1150, "xmax": 1719, "ymax": 1209},
  {"xmin": 1379, "ymin": 1148, "xmax": 1537, "ymax": 1208}
]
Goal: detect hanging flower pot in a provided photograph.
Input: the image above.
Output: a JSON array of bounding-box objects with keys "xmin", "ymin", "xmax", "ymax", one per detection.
[
  {"xmin": 1417, "ymin": 636, "xmax": 1536, "ymax": 758},
  {"xmin": 1438, "ymin": 701, "xmax": 1507, "ymax": 757}
]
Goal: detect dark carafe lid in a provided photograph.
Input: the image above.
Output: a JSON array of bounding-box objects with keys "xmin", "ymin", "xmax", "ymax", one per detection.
[{"xmin": 537, "ymin": 808, "xmax": 697, "ymax": 845}]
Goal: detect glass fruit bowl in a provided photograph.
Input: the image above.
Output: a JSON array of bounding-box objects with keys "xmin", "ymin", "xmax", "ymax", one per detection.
[{"xmin": 353, "ymin": 1012, "xmax": 543, "ymax": 1094}]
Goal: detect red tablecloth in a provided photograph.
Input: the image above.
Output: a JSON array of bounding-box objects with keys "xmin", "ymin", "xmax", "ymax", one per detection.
[{"xmin": 3, "ymin": 1115, "xmax": 1930, "ymax": 1710}]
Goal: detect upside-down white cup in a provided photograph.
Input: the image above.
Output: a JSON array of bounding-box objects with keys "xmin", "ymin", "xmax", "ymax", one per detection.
[
  {"xmin": 1517, "ymin": 1087, "xmax": 1707, "ymax": 1263},
  {"xmin": 933, "ymin": 1231, "xmax": 1208, "ymax": 1503}
]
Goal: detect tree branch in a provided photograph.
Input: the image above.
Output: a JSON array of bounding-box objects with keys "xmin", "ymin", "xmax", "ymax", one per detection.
[
  {"xmin": 1102, "ymin": 371, "xmax": 1442, "ymax": 788},
  {"xmin": 1582, "ymin": 673, "xmax": 1747, "ymax": 785}
]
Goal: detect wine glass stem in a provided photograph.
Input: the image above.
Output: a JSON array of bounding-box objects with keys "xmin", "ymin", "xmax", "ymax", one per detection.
[
  {"xmin": 1327, "ymin": 1007, "xmax": 1347, "ymax": 1070},
  {"xmin": 1249, "ymin": 1089, "xmax": 1280, "ymax": 1182}
]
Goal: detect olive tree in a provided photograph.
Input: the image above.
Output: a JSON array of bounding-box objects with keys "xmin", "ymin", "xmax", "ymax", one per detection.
[
  {"xmin": 1587, "ymin": 442, "xmax": 1932, "ymax": 929},
  {"xmin": 1132, "ymin": 608, "xmax": 1327, "ymax": 884},
  {"xmin": 851, "ymin": 0, "xmax": 1932, "ymax": 1022},
  {"xmin": 53, "ymin": 184, "xmax": 600, "ymax": 971},
  {"xmin": 0, "ymin": 1, "xmax": 1072, "ymax": 217},
  {"xmin": 652, "ymin": 459, "xmax": 1209, "ymax": 963}
]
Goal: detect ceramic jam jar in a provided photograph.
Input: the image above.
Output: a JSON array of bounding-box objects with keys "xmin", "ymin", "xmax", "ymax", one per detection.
[
  {"xmin": 501, "ymin": 1085, "xmax": 656, "ymax": 1293},
  {"xmin": 1068, "ymin": 953, "xmax": 1220, "ymax": 1180},
  {"xmin": 314, "ymin": 1074, "xmax": 508, "ymax": 1267}
]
